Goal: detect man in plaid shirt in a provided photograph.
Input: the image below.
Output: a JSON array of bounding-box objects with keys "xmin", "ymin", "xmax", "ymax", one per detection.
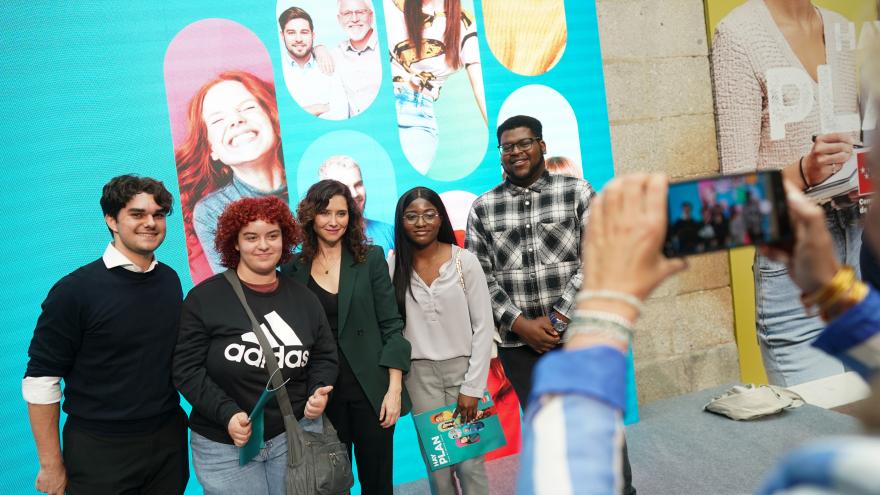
[
  {"xmin": 466, "ymin": 115, "xmax": 635, "ymax": 493},
  {"xmin": 466, "ymin": 114, "xmax": 593, "ymax": 401}
]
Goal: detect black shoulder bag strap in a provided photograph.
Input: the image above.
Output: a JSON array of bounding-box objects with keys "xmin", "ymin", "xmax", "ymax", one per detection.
[{"xmin": 223, "ymin": 270, "xmax": 305, "ymax": 464}]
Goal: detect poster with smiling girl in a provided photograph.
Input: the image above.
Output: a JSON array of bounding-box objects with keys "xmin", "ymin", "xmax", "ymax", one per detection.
[{"xmin": 165, "ymin": 19, "xmax": 290, "ymax": 284}]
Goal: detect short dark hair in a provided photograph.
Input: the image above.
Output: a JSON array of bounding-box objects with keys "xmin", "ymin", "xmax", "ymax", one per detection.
[
  {"xmin": 100, "ymin": 175, "xmax": 173, "ymax": 221},
  {"xmin": 279, "ymin": 6, "xmax": 314, "ymax": 31},
  {"xmin": 496, "ymin": 115, "xmax": 542, "ymax": 144}
]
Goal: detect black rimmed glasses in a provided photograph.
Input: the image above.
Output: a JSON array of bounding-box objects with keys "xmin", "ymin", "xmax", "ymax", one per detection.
[
  {"xmin": 402, "ymin": 210, "xmax": 440, "ymax": 225},
  {"xmin": 498, "ymin": 137, "xmax": 541, "ymax": 155}
]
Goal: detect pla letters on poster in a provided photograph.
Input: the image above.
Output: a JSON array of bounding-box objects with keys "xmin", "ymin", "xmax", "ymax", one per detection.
[{"xmin": 767, "ymin": 20, "xmax": 877, "ymax": 140}]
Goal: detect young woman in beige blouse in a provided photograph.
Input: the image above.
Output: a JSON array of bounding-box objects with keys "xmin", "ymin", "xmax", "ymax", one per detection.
[
  {"xmin": 390, "ymin": 187, "xmax": 494, "ymax": 495},
  {"xmin": 712, "ymin": 0, "xmax": 862, "ymax": 386}
]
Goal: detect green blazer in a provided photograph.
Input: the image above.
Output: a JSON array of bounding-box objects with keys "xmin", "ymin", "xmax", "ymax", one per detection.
[{"xmin": 283, "ymin": 245, "xmax": 412, "ymax": 416}]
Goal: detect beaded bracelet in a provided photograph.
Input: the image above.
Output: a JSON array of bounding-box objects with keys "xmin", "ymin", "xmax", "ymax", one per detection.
[
  {"xmin": 575, "ymin": 289, "xmax": 645, "ymax": 316},
  {"xmin": 568, "ymin": 312, "xmax": 634, "ymax": 343},
  {"xmin": 572, "ymin": 309, "xmax": 636, "ymax": 328}
]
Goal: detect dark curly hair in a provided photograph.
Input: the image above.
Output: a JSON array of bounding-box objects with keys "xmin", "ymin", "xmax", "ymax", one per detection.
[
  {"xmin": 100, "ymin": 175, "xmax": 173, "ymax": 235},
  {"xmin": 296, "ymin": 179, "xmax": 369, "ymax": 264},
  {"xmin": 214, "ymin": 196, "xmax": 301, "ymax": 269}
]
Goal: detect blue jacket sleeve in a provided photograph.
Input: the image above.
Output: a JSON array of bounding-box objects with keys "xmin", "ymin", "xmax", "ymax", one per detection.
[
  {"xmin": 813, "ymin": 287, "xmax": 880, "ymax": 380},
  {"xmin": 757, "ymin": 437, "xmax": 880, "ymax": 494},
  {"xmin": 517, "ymin": 346, "xmax": 627, "ymax": 495}
]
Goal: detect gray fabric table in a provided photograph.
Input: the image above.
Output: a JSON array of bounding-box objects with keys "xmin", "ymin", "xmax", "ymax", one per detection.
[
  {"xmin": 397, "ymin": 384, "xmax": 861, "ymax": 494},
  {"xmin": 626, "ymin": 384, "xmax": 861, "ymax": 495}
]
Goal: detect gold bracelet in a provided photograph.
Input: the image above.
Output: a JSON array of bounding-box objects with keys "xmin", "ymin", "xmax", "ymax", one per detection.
[
  {"xmin": 801, "ymin": 266, "xmax": 855, "ymax": 308},
  {"xmin": 821, "ymin": 280, "xmax": 869, "ymax": 321},
  {"xmin": 816, "ymin": 273, "xmax": 857, "ymax": 315}
]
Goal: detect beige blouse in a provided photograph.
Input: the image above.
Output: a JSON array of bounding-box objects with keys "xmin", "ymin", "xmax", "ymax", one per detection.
[
  {"xmin": 389, "ymin": 245, "xmax": 494, "ymax": 398},
  {"xmin": 712, "ymin": 0, "xmax": 859, "ymax": 174}
]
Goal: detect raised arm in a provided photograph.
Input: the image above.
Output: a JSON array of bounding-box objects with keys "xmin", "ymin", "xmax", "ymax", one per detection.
[
  {"xmin": 815, "ymin": 288, "xmax": 880, "ymax": 380},
  {"xmin": 519, "ymin": 174, "xmax": 685, "ymax": 494}
]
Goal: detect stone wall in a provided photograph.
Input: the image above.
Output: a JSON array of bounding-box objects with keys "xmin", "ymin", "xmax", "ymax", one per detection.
[{"xmin": 596, "ymin": 0, "xmax": 741, "ymax": 403}]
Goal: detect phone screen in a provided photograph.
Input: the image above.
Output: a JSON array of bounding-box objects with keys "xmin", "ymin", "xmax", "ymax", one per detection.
[{"xmin": 664, "ymin": 170, "xmax": 791, "ymax": 257}]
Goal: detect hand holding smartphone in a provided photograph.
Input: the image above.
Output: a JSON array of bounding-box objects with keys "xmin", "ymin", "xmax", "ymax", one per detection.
[{"xmin": 664, "ymin": 170, "xmax": 792, "ymax": 257}]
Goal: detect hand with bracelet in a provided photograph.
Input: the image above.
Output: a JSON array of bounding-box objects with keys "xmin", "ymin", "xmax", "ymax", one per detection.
[
  {"xmin": 791, "ymin": 132, "xmax": 855, "ymax": 189},
  {"xmin": 567, "ymin": 174, "xmax": 687, "ymax": 351},
  {"xmin": 760, "ymin": 182, "xmax": 867, "ymax": 321}
]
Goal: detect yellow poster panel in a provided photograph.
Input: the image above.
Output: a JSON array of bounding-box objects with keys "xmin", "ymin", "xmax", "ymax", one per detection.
[
  {"xmin": 706, "ymin": 1, "xmax": 878, "ymax": 41},
  {"xmin": 704, "ymin": 0, "xmax": 878, "ymax": 384}
]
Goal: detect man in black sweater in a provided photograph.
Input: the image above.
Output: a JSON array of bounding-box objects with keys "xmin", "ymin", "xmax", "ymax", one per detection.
[{"xmin": 23, "ymin": 175, "xmax": 188, "ymax": 495}]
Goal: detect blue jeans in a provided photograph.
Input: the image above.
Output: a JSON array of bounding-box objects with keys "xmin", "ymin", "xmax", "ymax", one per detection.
[
  {"xmin": 754, "ymin": 204, "xmax": 863, "ymax": 386},
  {"xmin": 395, "ymin": 87, "xmax": 439, "ymax": 175},
  {"xmin": 191, "ymin": 431, "xmax": 288, "ymax": 495}
]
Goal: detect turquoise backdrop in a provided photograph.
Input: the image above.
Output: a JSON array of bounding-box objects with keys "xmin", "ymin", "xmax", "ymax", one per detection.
[{"xmin": 1, "ymin": 1, "xmax": 631, "ymax": 493}]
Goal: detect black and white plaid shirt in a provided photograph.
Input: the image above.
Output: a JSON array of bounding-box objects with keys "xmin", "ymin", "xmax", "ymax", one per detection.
[{"xmin": 466, "ymin": 171, "xmax": 594, "ymax": 348}]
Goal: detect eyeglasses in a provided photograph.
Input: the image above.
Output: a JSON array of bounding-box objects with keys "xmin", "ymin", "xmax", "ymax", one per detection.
[
  {"xmin": 402, "ymin": 211, "xmax": 440, "ymax": 224},
  {"xmin": 498, "ymin": 137, "xmax": 540, "ymax": 155},
  {"xmin": 341, "ymin": 9, "xmax": 370, "ymax": 19}
]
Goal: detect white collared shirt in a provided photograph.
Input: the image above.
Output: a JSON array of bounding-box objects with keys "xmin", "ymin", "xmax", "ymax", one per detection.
[
  {"xmin": 22, "ymin": 243, "xmax": 158, "ymax": 404},
  {"xmin": 102, "ymin": 242, "xmax": 158, "ymax": 273},
  {"xmin": 335, "ymin": 31, "xmax": 381, "ymax": 116},
  {"xmin": 282, "ymin": 52, "xmax": 350, "ymax": 120}
]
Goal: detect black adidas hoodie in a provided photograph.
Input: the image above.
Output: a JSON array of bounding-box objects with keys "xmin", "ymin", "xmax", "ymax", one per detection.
[{"xmin": 173, "ymin": 273, "xmax": 338, "ymax": 444}]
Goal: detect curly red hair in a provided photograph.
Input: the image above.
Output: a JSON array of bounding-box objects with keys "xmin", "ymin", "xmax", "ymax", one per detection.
[
  {"xmin": 175, "ymin": 71, "xmax": 284, "ymax": 235},
  {"xmin": 214, "ymin": 196, "xmax": 301, "ymax": 269}
]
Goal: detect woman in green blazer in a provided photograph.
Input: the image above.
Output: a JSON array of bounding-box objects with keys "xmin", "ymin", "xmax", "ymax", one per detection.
[{"xmin": 283, "ymin": 179, "xmax": 411, "ymax": 495}]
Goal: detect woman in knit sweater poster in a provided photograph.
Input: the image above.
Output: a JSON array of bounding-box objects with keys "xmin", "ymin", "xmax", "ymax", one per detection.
[{"xmin": 710, "ymin": 0, "xmax": 871, "ymax": 386}]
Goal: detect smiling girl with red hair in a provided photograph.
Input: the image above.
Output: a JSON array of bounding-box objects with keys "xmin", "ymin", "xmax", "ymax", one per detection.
[{"xmin": 175, "ymin": 70, "xmax": 288, "ymax": 280}]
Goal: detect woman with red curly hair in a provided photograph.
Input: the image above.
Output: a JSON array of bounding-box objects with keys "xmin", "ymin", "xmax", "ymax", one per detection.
[
  {"xmin": 173, "ymin": 196, "xmax": 338, "ymax": 494},
  {"xmin": 174, "ymin": 70, "xmax": 288, "ymax": 279},
  {"xmin": 283, "ymin": 180, "xmax": 411, "ymax": 495}
]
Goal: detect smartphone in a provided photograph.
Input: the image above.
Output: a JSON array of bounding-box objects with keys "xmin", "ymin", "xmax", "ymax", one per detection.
[{"xmin": 664, "ymin": 170, "xmax": 792, "ymax": 257}]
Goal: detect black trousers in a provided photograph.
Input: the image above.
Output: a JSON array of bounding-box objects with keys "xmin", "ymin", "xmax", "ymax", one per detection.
[
  {"xmin": 325, "ymin": 380, "xmax": 395, "ymax": 495},
  {"xmin": 62, "ymin": 407, "xmax": 189, "ymax": 495},
  {"xmin": 499, "ymin": 345, "xmax": 636, "ymax": 495}
]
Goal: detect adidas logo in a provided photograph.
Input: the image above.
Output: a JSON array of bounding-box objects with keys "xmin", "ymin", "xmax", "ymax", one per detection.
[{"xmin": 224, "ymin": 311, "xmax": 310, "ymax": 369}]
